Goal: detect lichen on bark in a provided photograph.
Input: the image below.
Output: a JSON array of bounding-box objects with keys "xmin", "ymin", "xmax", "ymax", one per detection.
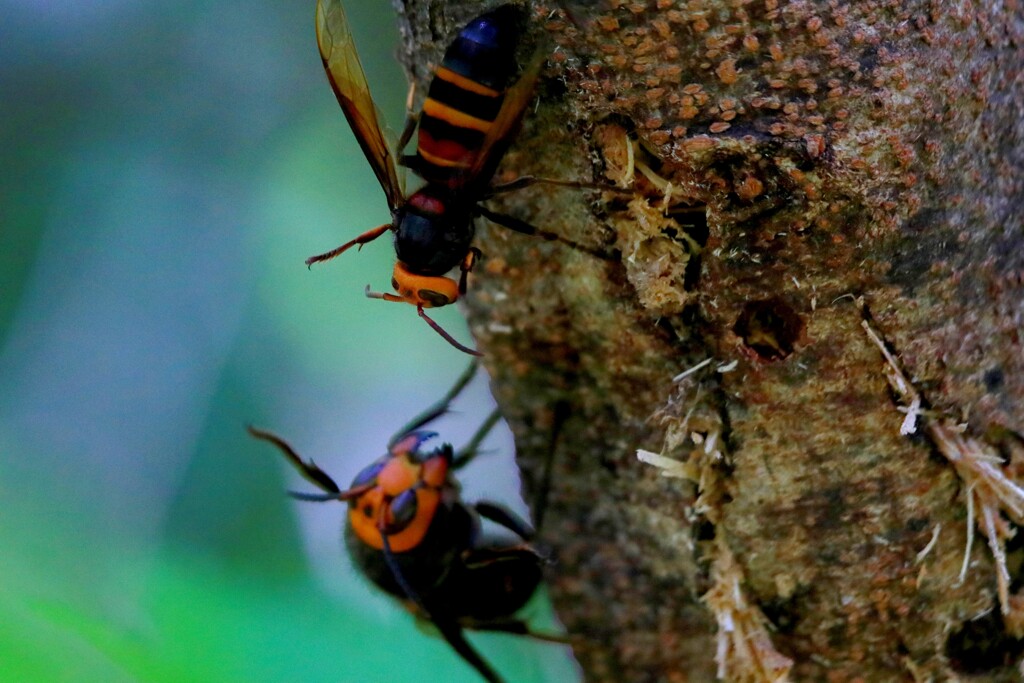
[{"xmin": 395, "ymin": 1, "xmax": 1024, "ymax": 680}]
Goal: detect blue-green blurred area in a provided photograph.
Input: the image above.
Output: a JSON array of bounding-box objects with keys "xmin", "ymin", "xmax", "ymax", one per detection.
[{"xmin": 0, "ymin": 0, "xmax": 578, "ymax": 680}]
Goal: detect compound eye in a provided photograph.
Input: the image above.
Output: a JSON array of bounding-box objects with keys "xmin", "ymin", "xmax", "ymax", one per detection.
[
  {"xmin": 386, "ymin": 489, "xmax": 419, "ymax": 533},
  {"xmin": 419, "ymin": 289, "xmax": 454, "ymax": 307},
  {"xmin": 391, "ymin": 277, "xmax": 400, "ymax": 290},
  {"xmin": 349, "ymin": 458, "xmax": 386, "ymax": 490}
]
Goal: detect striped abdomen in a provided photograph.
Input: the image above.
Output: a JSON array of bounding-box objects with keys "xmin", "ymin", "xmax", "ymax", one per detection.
[{"xmin": 416, "ymin": 5, "xmax": 523, "ymax": 190}]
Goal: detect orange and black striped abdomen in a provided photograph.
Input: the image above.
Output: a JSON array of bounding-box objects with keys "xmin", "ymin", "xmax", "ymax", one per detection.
[{"xmin": 416, "ymin": 5, "xmax": 523, "ymax": 189}]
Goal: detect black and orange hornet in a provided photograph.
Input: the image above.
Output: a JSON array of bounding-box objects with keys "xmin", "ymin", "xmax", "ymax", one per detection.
[
  {"xmin": 249, "ymin": 362, "xmax": 566, "ymax": 682},
  {"xmin": 309, "ymin": 1, "xmax": 594, "ymax": 354}
]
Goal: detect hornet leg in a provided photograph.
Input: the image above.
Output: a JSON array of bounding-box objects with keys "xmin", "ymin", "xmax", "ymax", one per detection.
[{"xmin": 305, "ymin": 223, "xmax": 390, "ymax": 267}]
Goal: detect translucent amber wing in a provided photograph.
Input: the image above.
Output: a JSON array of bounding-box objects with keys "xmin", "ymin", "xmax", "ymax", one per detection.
[{"xmin": 316, "ymin": 0, "xmax": 403, "ymax": 208}]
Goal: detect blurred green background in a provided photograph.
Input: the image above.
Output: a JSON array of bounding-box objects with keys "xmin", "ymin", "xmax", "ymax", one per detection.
[{"xmin": 0, "ymin": 0, "xmax": 576, "ymax": 680}]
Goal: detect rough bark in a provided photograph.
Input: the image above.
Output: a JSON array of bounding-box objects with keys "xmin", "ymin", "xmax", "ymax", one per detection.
[{"xmin": 397, "ymin": 1, "xmax": 1024, "ymax": 681}]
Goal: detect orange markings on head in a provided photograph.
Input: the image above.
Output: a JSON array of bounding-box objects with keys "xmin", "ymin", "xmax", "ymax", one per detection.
[
  {"xmin": 347, "ymin": 450, "xmax": 450, "ymax": 553},
  {"xmin": 420, "ymin": 455, "xmax": 449, "ymax": 488},
  {"xmin": 348, "ymin": 483, "xmax": 443, "ymax": 553},
  {"xmin": 377, "ymin": 455, "xmax": 422, "ymax": 497},
  {"xmin": 385, "ymin": 488, "xmax": 441, "ymax": 552},
  {"xmin": 392, "ymin": 262, "xmax": 460, "ymax": 308},
  {"xmin": 349, "ymin": 487, "xmax": 387, "ymax": 549}
]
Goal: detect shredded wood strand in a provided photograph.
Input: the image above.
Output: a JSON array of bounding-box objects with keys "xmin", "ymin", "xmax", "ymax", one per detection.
[
  {"xmin": 703, "ymin": 538, "xmax": 794, "ymax": 683},
  {"xmin": 862, "ymin": 314, "xmax": 1024, "ymax": 620}
]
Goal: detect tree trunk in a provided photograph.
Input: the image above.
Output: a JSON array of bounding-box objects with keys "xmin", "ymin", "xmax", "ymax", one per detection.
[{"xmin": 398, "ymin": 2, "xmax": 1024, "ymax": 680}]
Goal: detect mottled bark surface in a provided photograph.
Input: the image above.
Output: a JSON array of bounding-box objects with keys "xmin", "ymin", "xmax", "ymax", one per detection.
[{"xmin": 397, "ymin": 1, "xmax": 1024, "ymax": 681}]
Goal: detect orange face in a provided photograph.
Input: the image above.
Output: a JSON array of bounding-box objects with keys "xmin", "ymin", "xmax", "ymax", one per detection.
[
  {"xmin": 389, "ymin": 262, "xmax": 459, "ymax": 308},
  {"xmin": 347, "ymin": 446, "xmax": 451, "ymax": 552}
]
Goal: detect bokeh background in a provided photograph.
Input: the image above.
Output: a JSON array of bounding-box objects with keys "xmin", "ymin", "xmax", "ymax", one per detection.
[{"xmin": 0, "ymin": 0, "xmax": 577, "ymax": 680}]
